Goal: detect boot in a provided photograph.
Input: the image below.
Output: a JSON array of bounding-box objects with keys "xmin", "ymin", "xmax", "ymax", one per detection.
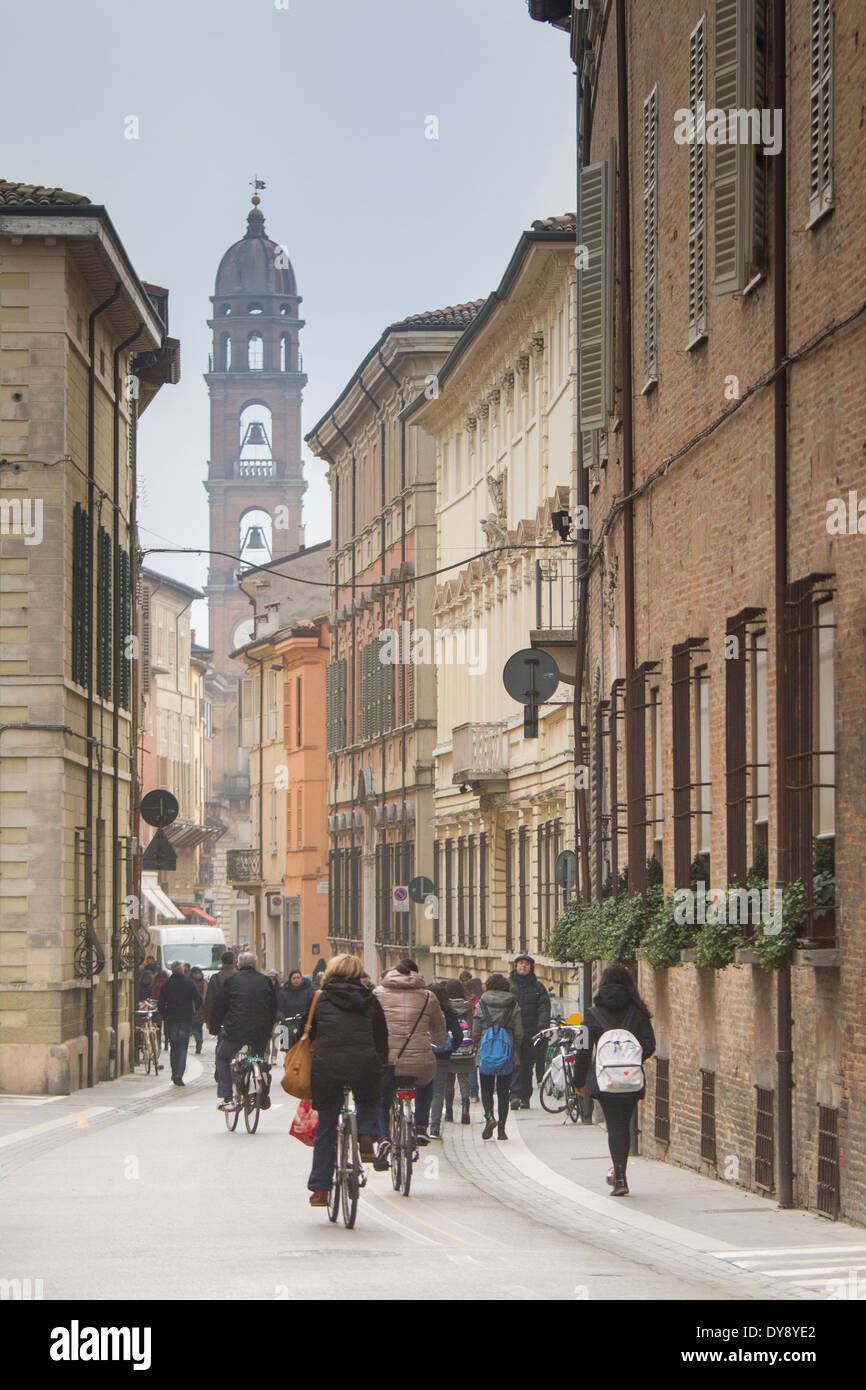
[
  {"xmin": 610, "ymin": 1165, "xmax": 629, "ymax": 1196},
  {"xmin": 461, "ymin": 1100, "xmax": 471, "ymax": 1124},
  {"xmin": 497, "ymin": 1121, "xmax": 508, "ymax": 1140},
  {"xmin": 482, "ymin": 1113, "xmax": 496, "ymax": 1140},
  {"xmin": 444, "ymin": 1106, "xmax": 454, "ymax": 1123}
]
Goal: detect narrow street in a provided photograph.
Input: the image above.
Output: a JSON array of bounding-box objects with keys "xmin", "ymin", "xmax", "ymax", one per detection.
[{"xmin": 2, "ymin": 1040, "xmax": 862, "ymax": 1303}]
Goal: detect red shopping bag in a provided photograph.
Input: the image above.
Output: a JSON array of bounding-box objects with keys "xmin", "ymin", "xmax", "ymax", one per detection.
[{"xmin": 289, "ymin": 1100, "xmax": 319, "ymax": 1147}]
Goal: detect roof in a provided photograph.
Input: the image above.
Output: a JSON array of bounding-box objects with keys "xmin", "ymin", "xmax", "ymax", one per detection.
[
  {"xmin": 214, "ymin": 197, "xmax": 297, "ymax": 299},
  {"xmin": 0, "ymin": 179, "xmax": 91, "ymax": 206},
  {"xmin": 140, "ymin": 567, "xmax": 204, "ymax": 601},
  {"xmin": 530, "ymin": 213, "xmax": 576, "ymax": 233}
]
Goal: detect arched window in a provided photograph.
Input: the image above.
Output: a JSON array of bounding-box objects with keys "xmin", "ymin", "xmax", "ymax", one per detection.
[
  {"xmin": 238, "ymin": 507, "xmax": 273, "ymax": 569},
  {"xmin": 238, "ymin": 402, "xmax": 273, "ymax": 477},
  {"xmin": 221, "ymin": 332, "xmax": 232, "ymax": 371},
  {"xmin": 247, "ymin": 303, "xmax": 263, "ymax": 315},
  {"xmin": 280, "ymin": 335, "xmax": 289, "ymax": 371},
  {"xmin": 220, "ymin": 304, "xmax": 231, "ymax": 315},
  {"xmin": 280, "ymin": 304, "xmax": 290, "ymax": 316},
  {"xmin": 248, "ymin": 332, "xmax": 263, "ymax": 370}
]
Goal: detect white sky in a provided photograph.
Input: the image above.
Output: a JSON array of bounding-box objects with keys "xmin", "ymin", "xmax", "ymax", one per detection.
[{"xmin": 3, "ymin": 0, "xmax": 575, "ymax": 643}]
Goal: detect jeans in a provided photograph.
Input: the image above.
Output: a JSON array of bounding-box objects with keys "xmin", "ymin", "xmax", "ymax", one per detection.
[
  {"xmin": 166, "ymin": 1022, "xmax": 191, "ymax": 1081},
  {"xmin": 510, "ymin": 1038, "xmax": 543, "ymax": 1102},
  {"xmin": 598, "ymin": 1093, "xmax": 638, "ymax": 1170},
  {"xmin": 468, "ymin": 1067, "xmax": 479, "ymax": 1100},
  {"xmin": 480, "ymin": 1072, "xmax": 512, "ymax": 1123},
  {"xmin": 191, "ymin": 1021, "xmax": 203, "ymax": 1050},
  {"xmin": 430, "ymin": 1066, "xmax": 471, "ymax": 1128},
  {"xmin": 308, "ymin": 1095, "xmax": 383, "ymax": 1191},
  {"xmin": 215, "ymin": 1036, "xmax": 272, "ymax": 1101},
  {"xmin": 380, "ymin": 1073, "xmax": 434, "ymax": 1136}
]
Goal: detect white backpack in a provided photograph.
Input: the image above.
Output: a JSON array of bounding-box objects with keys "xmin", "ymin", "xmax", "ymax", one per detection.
[{"xmin": 595, "ymin": 1028, "xmax": 644, "ymax": 1093}]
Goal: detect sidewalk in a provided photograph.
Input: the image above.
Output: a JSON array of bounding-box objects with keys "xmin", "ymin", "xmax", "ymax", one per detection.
[{"xmin": 444, "ymin": 1101, "xmax": 866, "ymax": 1300}]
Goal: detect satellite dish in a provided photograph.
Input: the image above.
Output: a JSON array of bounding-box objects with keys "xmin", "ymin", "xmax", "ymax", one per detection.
[{"xmin": 502, "ymin": 649, "xmax": 560, "ymax": 706}]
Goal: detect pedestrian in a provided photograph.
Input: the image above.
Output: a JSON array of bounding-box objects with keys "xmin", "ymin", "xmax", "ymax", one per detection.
[
  {"xmin": 465, "ymin": 978, "xmax": 484, "ymax": 1101},
  {"xmin": 143, "ymin": 955, "xmax": 158, "ymax": 976},
  {"xmin": 189, "ymin": 966, "xmax": 207, "ymax": 1054},
  {"xmin": 306, "ymin": 953, "xmax": 389, "ymax": 1207},
  {"xmin": 157, "ymin": 961, "xmax": 202, "ymax": 1085},
  {"xmin": 428, "ymin": 982, "xmax": 461, "ymax": 1138},
  {"xmin": 374, "ymin": 958, "xmax": 446, "ymax": 1149},
  {"xmin": 573, "ymin": 964, "xmax": 656, "ymax": 1197},
  {"xmin": 508, "ymin": 954, "xmax": 551, "ymax": 1110},
  {"xmin": 183, "ymin": 962, "xmax": 191, "ymax": 976},
  {"xmin": 473, "ymin": 973, "xmax": 522, "ymax": 1141},
  {"xmin": 137, "ymin": 971, "xmax": 154, "ymax": 1004},
  {"xmin": 209, "ymin": 952, "xmax": 278, "ymax": 1112},
  {"xmin": 438, "ymin": 980, "xmax": 475, "ymax": 1131},
  {"xmin": 311, "ymin": 957, "xmax": 326, "ymax": 986},
  {"xmin": 149, "ymin": 968, "xmax": 170, "ymax": 1051},
  {"xmin": 277, "ymin": 969, "xmax": 315, "ymax": 1023},
  {"xmin": 458, "ymin": 970, "xmax": 473, "ymax": 989},
  {"xmin": 205, "ymin": 951, "xmax": 237, "ymax": 1035}
]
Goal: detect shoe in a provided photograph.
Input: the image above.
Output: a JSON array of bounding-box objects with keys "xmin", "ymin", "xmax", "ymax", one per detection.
[
  {"xmin": 428, "ymin": 1125, "xmax": 441, "ymax": 1139},
  {"xmin": 217, "ymin": 1101, "xmax": 237, "ymax": 1112},
  {"xmin": 610, "ymin": 1165, "xmax": 629, "ymax": 1197},
  {"xmin": 520, "ymin": 1100, "xmax": 530, "ymax": 1110},
  {"xmin": 358, "ymin": 1134, "xmax": 375, "ymax": 1161},
  {"xmin": 497, "ymin": 1125, "xmax": 508, "ymax": 1140},
  {"xmin": 510, "ymin": 1099, "xmax": 521, "ymax": 1111},
  {"xmin": 372, "ymin": 1139, "xmax": 391, "ymax": 1171},
  {"xmin": 606, "ymin": 1167, "xmax": 615, "ymax": 1186},
  {"xmin": 195, "ymin": 1044, "xmax": 202, "ymax": 1054},
  {"xmin": 461, "ymin": 1101, "xmax": 471, "ymax": 1125},
  {"xmin": 482, "ymin": 1114, "xmax": 496, "ymax": 1140},
  {"xmin": 309, "ymin": 1190, "xmax": 329, "ymax": 1207},
  {"xmin": 260, "ymin": 1094, "xmax": 271, "ymax": 1110},
  {"xmin": 172, "ymin": 1077, "xmax": 184, "ymax": 1086},
  {"xmin": 444, "ymin": 1108, "xmax": 454, "ymax": 1123},
  {"xmin": 416, "ymin": 1128, "xmax": 430, "ymax": 1147}
]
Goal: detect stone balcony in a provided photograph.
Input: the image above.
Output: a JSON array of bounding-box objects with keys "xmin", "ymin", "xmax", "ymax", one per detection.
[{"xmin": 452, "ymin": 721, "xmax": 509, "ymax": 788}]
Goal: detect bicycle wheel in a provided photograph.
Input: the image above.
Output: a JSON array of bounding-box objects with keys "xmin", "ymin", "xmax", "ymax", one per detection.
[
  {"xmin": 224, "ymin": 1098, "xmax": 240, "ymax": 1132},
  {"xmin": 399, "ymin": 1113, "xmax": 413, "ymax": 1198},
  {"xmin": 244, "ymin": 1068, "xmax": 260, "ymax": 1133},
  {"xmin": 327, "ymin": 1118, "xmax": 342, "ymax": 1222},
  {"xmin": 341, "ymin": 1116, "xmax": 360, "ymax": 1228},
  {"xmin": 539, "ymin": 1065, "xmax": 567, "ymax": 1114},
  {"xmin": 146, "ymin": 1034, "xmax": 159, "ymax": 1076},
  {"xmin": 389, "ymin": 1107, "xmax": 403, "ymax": 1193}
]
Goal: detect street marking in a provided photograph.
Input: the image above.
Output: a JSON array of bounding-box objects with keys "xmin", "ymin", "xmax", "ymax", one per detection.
[
  {"xmin": 713, "ymin": 1245, "xmax": 866, "ymax": 1259},
  {"xmin": 153, "ymin": 1105, "xmax": 200, "ymax": 1112},
  {"xmin": 0, "ymin": 1095, "xmax": 65, "ymax": 1107},
  {"xmin": 0, "ymin": 1106, "xmax": 111, "ymax": 1149},
  {"xmin": 361, "ymin": 1194, "xmax": 438, "ymax": 1246},
  {"xmin": 372, "ymin": 1191, "xmax": 476, "ymax": 1246}
]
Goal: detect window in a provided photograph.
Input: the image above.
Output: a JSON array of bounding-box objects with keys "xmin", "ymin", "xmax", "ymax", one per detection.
[
  {"xmin": 326, "ymin": 659, "xmax": 347, "ymax": 752},
  {"xmin": 505, "ymin": 829, "xmax": 514, "ymax": 952},
  {"xmin": 454, "ymin": 434, "xmax": 462, "ymax": 493},
  {"xmin": 814, "ymin": 598, "xmax": 835, "ymax": 838},
  {"xmin": 441, "ymin": 441, "xmax": 449, "ymax": 496},
  {"xmin": 296, "ymin": 786, "xmax": 304, "ymax": 848},
  {"xmin": 280, "ymin": 304, "xmax": 289, "ymax": 316},
  {"xmin": 642, "ymin": 85, "xmax": 659, "ymax": 386},
  {"xmin": 221, "ymin": 332, "xmax": 231, "ymax": 371},
  {"xmin": 115, "ymin": 546, "xmax": 131, "ymax": 709},
  {"xmin": 96, "ymin": 525, "xmax": 112, "ymax": 700},
  {"xmin": 266, "ymin": 667, "xmax": 278, "ymax": 742},
  {"xmin": 247, "ymin": 303, "xmax": 263, "ymax": 315},
  {"xmin": 694, "ymin": 667, "xmax": 711, "ymax": 857},
  {"xmin": 752, "ymin": 629, "xmax": 769, "ymax": 848},
  {"xmin": 248, "ymin": 332, "xmax": 263, "ymax": 370},
  {"xmin": 713, "ymin": 0, "xmax": 767, "ymax": 293},
  {"xmin": 688, "ymin": 15, "xmax": 708, "ymax": 341},
  {"xmin": 809, "ymin": 0, "xmax": 834, "ymax": 222},
  {"xmin": 71, "ymin": 503, "xmax": 90, "ymax": 686},
  {"xmin": 269, "ymin": 787, "xmax": 278, "ymax": 854},
  {"xmin": 578, "ymin": 151, "xmax": 615, "ymax": 430},
  {"xmin": 280, "ymin": 335, "xmax": 288, "ymax": 371},
  {"xmin": 295, "ymin": 675, "xmax": 303, "ymax": 747},
  {"xmin": 220, "ymin": 305, "xmax": 231, "ymax": 315},
  {"xmin": 650, "ymin": 687, "xmax": 663, "ymax": 860}
]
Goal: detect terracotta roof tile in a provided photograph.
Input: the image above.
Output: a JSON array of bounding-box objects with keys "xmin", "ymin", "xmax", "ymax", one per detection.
[
  {"xmin": 0, "ymin": 180, "xmax": 91, "ymax": 207},
  {"xmin": 391, "ymin": 301, "xmax": 486, "ymax": 330},
  {"xmin": 530, "ymin": 213, "xmax": 576, "ymax": 233}
]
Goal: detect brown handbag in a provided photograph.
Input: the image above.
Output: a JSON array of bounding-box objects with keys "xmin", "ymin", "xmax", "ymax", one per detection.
[{"xmin": 281, "ymin": 990, "xmax": 321, "ymax": 1099}]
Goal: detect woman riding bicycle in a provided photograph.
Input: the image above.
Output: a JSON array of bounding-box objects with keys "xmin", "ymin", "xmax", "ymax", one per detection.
[
  {"xmin": 374, "ymin": 959, "xmax": 446, "ymax": 1148},
  {"xmin": 307, "ymin": 954, "xmax": 390, "ymax": 1208}
]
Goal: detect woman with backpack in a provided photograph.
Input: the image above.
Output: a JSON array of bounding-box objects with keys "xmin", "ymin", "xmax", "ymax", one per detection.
[
  {"xmin": 428, "ymin": 982, "xmax": 461, "ymax": 1139},
  {"xmin": 573, "ymin": 964, "xmax": 656, "ymax": 1197},
  {"xmin": 444, "ymin": 978, "xmax": 475, "ymax": 1124},
  {"xmin": 472, "ymin": 973, "xmax": 523, "ymax": 1140}
]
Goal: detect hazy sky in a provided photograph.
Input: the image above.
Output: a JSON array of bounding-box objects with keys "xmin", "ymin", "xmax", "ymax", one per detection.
[{"xmin": 4, "ymin": 0, "xmax": 575, "ymax": 642}]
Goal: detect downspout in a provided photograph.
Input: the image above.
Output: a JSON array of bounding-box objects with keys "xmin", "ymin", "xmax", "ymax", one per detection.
[
  {"xmin": 246, "ymin": 587, "xmax": 266, "ymax": 964},
  {"xmin": 573, "ymin": 38, "xmax": 592, "ymax": 910},
  {"xmin": 332, "ymin": 413, "xmax": 357, "ymax": 947},
  {"xmin": 315, "ymin": 428, "xmax": 340, "ymax": 946},
  {"xmin": 86, "ymin": 283, "xmax": 121, "ymax": 1088},
  {"xmin": 359, "ymin": 372, "xmax": 387, "ymax": 970},
  {"xmin": 615, "ymin": 0, "xmax": 641, "ymax": 899},
  {"xmin": 772, "ymin": 0, "xmax": 793, "ymax": 1209},
  {"xmin": 111, "ymin": 322, "xmax": 144, "ymax": 1078},
  {"xmin": 378, "ymin": 351, "xmax": 409, "ymax": 904}
]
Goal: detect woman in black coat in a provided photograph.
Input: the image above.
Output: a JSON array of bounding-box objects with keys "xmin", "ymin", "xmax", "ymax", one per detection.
[
  {"xmin": 306, "ymin": 954, "xmax": 389, "ymax": 1206},
  {"xmin": 573, "ymin": 964, "xmax": 656, "ymax": 1197}
]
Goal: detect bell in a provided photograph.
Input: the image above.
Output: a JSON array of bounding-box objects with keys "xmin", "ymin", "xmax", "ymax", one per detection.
[
  {"xmin": 242, "ymin": 525, "xmax": 270, "ymax": 554},
  {"xmin": 242, "ymin": 420, "xmax": 269, "ymax": 449}
]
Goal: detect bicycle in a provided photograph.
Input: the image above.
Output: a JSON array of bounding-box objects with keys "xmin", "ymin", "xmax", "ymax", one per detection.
[
  {"xmin": 327, "ymin": 1085, "xmax": 366, "ymax": 1228},
  {"xmin": 536, "ymin": 1023, "xmax": 585, "ymax": 1122},
  {"xmin": 223, "ymin": 1045, "xmax": 267, "ymax": 1134},
  {"xmin": 389, "ymin": 1079, "xmax": 418, "ymax": 1197},
  {"xmin": 134, "ymin": 1001, "xmax": 162, "ymax": 1076}
]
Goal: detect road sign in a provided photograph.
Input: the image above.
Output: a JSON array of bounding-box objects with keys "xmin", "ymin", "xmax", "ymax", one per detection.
[
  {"xmin": 555, "ymin": 849, "xmax": 577, "ymax": 889},
  {"xmin": 392, "ymin": 885, "xmax": 410, "ymax": 914},
  {"xmin": 408, "ymin": 875, "xmax": 435, "ymax": 904},
  {"xmin": 141, "ymin": 828, "xmax": 176, "ymax": 871},
  {"xmin": 140, "ymin": 789, "xmax": 179, "ymax": 828},
  {"xmin": 502, "ymin": 648, "xmax": 560, "ymax": 706}
]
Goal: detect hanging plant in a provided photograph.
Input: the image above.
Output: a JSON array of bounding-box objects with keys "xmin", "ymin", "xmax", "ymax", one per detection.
[
  {"xmin": 693, "ymin": 888, "xmax": 747, "ymax": 969},
  {"xmin": 641, "ymin": 891, "xmax": 689, "ymax": 969},
  {"xmin": 751, "ymin": 880, "xmax": 806, "ymax": 971}
]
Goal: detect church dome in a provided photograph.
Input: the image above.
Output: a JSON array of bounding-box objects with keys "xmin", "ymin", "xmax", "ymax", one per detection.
[{"xmin": 214, "ymin": 196, "xmax": 297, "ymax": 299}]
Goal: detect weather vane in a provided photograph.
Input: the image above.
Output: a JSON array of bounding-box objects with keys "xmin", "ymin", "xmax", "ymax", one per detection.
[{"xmin": 250, "ymin": 175, "xmax": 266, "ymax": 197}]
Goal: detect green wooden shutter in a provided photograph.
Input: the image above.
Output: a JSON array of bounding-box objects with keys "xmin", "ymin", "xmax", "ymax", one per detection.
[
  {"xmin": 688, "ymin": 16, "xmax": 708, "ymax": 340},
  {"xmin": 809, "ymin": 0, "xmax": 834, "ymax": 220},
  {"xmin": 115, "ymin": 545, "xmax": 131, "ymax": 708},
  {"xmin": 96, "ymin": 525, "xmax": 112, "ymax": 699},
  {"xmin": 72, "ymin": 503, "xmax": 89, "ymax": 686}
]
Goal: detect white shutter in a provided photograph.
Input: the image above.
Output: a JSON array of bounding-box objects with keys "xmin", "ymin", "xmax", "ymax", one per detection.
[
  {"xmin": 240, "ymin": 676, "xmax": 253, "ymax": 748},
  {"xmin": 578, "ymin": 153, "xmax": 614, "ymax": 432},
  {"xmin": 688, "ymin": 16, "xmax": 708, "ymax": 340},
  {"xmin": 809, "ymin": 0, "xmax": 834, "ymax": 221},
  {"xmin": 266, "ymin": 667, "xmax": 278, "ymax": 742},
  {"xmin": 642, "ymin": 85, "xmax": 659, "ymax": 385},
  {"xmin": 713, "ymin": 0, "xmax": 766, "ymax": 294}
]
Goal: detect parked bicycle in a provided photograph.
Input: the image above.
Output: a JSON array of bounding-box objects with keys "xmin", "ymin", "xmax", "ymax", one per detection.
[
  {"xmin": 223, "ymin": 1045, "xmax": 266, "ymax": 1134},
  {"xmin": 536, "ymin": 1023, "xmax": 586, "ymax": 1122},
  {"xmin": 134, "ymin": 1001, "xmax": 162, "ymax": 1076},
  {"xmin": 327, "ymin": 1085, "xmax": 367, "ymax": 1228},
  {"xmin": 388, "ymin": 1079, "xmax": 418, "ymax": 1197}
]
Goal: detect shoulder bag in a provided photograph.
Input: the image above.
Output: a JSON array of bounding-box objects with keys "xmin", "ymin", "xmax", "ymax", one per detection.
[{"xmin": 281, "ymin": 990, "xmax": 321, "ymax": 1099}]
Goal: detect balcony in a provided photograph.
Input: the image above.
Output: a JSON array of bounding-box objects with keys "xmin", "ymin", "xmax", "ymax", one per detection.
[
  {"xmin": 226, "ymin": 849, "xmax": 262, "ymax": 887},
  {"xmin": 235, "ymin": 458, "xmax": 274, "ymax": 479},
  {"xmin": 531, "ymin": 557, "xmax": 577, "ymax": 685},
  {"xmin": 214, "ymin": 771, "xmax": 250, "ymax": 803},
  {"xmin": 452, "ymin": 722, "xmax": 508, "ymax": 788}
]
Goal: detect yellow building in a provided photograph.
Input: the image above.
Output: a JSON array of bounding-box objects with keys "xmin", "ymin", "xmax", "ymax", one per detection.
[
  {"xmin": 406, "ymin": 216, "xmax": 578, "ymax": 989},
  {"xmin": 0, "ymin": 181, "xmax": 179, "ymax": 1092}
]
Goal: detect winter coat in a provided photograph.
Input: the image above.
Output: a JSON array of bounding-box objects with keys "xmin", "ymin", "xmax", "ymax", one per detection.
[
  {"xmin": 209, "ymin": 964, "xmax": 277, "ymax": 1051},
  {"xmin": 572, "ymin": 982, "xmax": 657, "ymax": 1101},
  {"xmin": 508, "ymin": 968, "xmax": 551, "ymax": 1038},
  {"xmin": 433, "ymin": 1003, "xmax": 461, "ymax": 1058},
  {"xmin": 157, "ymin": 972, "xmax": 202, "ymax": 1025},
  {"xmin": 472, "ymin": 989, "xmax": 524, "ymax": 1054},
  {"xmin": 446, "ymin": 998, "xmax": 476, "ymax": 1073},
  {"xmin": 149, "ymin": 973, "xmax": 169, "ymax": 1003},
  {"xmin": 277, "ymin": 975, "xmax": 315, "ymax": 1021},
  {"xmin": 205, "ymin": 963, "xmax": 236, "ymax": 1034},
  {"xmin": 189, "ymin": 971, "xmax": 207, "ymax": 1024},
  {"xmin": 373, "ymin": 970, "xmax": 447, "ymax": 1086},
  {"xmin": 308, "ymin": 979, "xmax": 389, "ymax": 1109}
]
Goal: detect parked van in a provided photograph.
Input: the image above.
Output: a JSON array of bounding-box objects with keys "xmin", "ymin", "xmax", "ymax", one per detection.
[{"xmin": 145, "ymin": 924, "xmax": 228, "ymax": 981}]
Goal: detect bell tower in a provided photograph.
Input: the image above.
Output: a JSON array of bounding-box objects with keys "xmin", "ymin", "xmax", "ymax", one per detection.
[{"xmin": 204, "ymin": 191, "xmax": 306, "ymax": 678}]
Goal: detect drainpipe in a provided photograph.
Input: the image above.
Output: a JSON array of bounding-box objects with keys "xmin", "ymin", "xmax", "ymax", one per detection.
[
  {"xmin": 245, "ymin": 588, "xmax": 267, "ymax": 965},
  {"xmin": 332, "ymin": 413, "xmax": 358, "ymax": 950},
  {"xmin": 359, "ymin": 372, "xmax": 388, "ymax": 972},
  {"xmin": 315, "ymin": 428, "xmax": 340, "ymax": 949},
  {"xmin": 111, "ymin": 324, "xmax": 143, "ymax": 1078},
  {"xmin": 772, "ymin": 0, "xmax": 794, "ymax": 1209},
  {"xmin": 85, "ymin": 283, "xmax": 121, "ymax": 1088}
]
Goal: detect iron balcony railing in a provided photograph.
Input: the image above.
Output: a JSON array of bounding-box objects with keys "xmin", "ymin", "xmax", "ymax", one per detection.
[
  {"xmin": 226, "ymin": 849, "xmax": 262, "ymax": 884},
  {"xmin": 535, "ymin": 557, "xmax": 577, "ymax": 634}
]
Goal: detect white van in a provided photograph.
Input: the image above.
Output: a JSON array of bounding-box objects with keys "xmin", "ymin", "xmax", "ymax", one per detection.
[{"xmin": 146, "ymin": 924, "xmax": 228, "ymax": 981}]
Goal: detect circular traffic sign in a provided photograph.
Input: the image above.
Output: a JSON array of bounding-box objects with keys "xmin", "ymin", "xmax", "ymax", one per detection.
[
  {"xmin": 140, "ymin": 789, "xmax": 179, "ymax": 828},
  {"xmin": 408, "ymin": 875, "xmax": 435, "ymax": 904},
  {"xmin": 502, "ymin": 648, "xmax": 560, "ymax": 706},
  {"xmin": 393, "ymin": 886, "xmax": 409, "ymax": 903}
]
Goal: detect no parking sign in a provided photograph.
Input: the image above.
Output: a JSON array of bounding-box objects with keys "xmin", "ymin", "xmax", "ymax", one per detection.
[{"xmin": 392, "ymin": 885, "xmax": 410, "ymax": 914}]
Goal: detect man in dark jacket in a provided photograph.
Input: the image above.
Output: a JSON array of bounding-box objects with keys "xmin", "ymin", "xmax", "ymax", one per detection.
[
  {"xmin": 157, "ymin": 961, "xmax": 202, "ymax": 1086},
  {"xmin": 508, "ymin": 954, "xmax": 551, "ymax": 1109},
  {"xmin": 210, "ymin": 952, "xmax": 277, "ymax": 1111},
  {"xmin": 277, "ymin": 970, "xmax": 315, "ymax": 1028},
  {"xmin": 205, "ymin": 951, "xmax": 237, "ymax": 1034}
]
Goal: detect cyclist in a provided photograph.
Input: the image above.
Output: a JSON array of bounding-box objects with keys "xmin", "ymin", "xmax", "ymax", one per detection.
[
  {"xmin": 374, "ymin": 959, "xmax": 446, "ymax": 1149},
  {"xmin": 210, "ymin": 951, "xmax": 277, "ymax": 1113},
  {"xmin": 306, "ymin": 953, "xmax": 389, "ymax": 1208}
]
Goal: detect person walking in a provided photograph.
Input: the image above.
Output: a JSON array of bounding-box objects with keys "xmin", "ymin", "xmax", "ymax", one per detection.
[
  {"xmin": 473, "ymin": 973, "xmax": 522, "ymax": 1140},
  {"xmin": 149, "ymin": 969, "xmax": 170, "ymax": 1051},
  {"xmin": 573, "ymin": 964, "xmax": 656, "ymax": 1197},
  {"xmin": 210, "ymin": 952, "xmax": 278, "ymax": 1112},
  {"xmin": 306, "ymin": 954, "xmax": 389, "ymax": 1207},
  {"xmin": 508, "ymin": 954, "xmax": 551, "ymax": 1110},
  {"xmin": 374, "ymin": 959, "xmax": 446, "ymax": 1149},
  {"xmin": 205, "ymin": 951, "xmax": 237, "ymax": 1035},
  {"xmin": 157, "ymin": 961, "xmax": 202, "ymax": 1085},
  {"xmin": 465, "ymin": 978, "xmax": 484, "ymax": 1101},
  {"xmin": 428, "ymin": 982, "xmax": 461, "ymax": 1139},
  {"xmin": 189, "ymin": 966, "xmax": 207, "ymax": 1054},
  {"xmin": 277, "ymin": 969, "xmax": 315, "ymax": 1026},
  {"xmin": 444, "ymin": 979, "xmax": 475, "ymax": 1126}
]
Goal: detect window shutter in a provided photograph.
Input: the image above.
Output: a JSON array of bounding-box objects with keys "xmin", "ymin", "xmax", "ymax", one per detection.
[
  {"xmin": 809, "ymin": 0, "xmax": 833, "ymax": 220},
  {"xmin": 140, "ymin": 582, "xmax": 151, "ymax": 695},
  {"xmin": 338, "ymin": 658, "xmax": 346, "ymax": 747},
  {"xmin": 240, "ymin": 677, "xmax": 253, "ymax": 748},
  {"xmin": 688, "ymin": 16, "xmax": 708, "ymax": 340},
  {"xmin": 97, "ymin": 526, "xmax": 112, "ymax": 700},
  {"xmin": 115, "ymin": 545, "xmax": 131, "ymax": 709},
  {"xmin": 713, "ymin": 0, "xmax": 766, "ymax": 294},
  {"xmin": 286, "ymin": 674, "xmax": 294, "ymax": 747},
  {"xmin": 578, "ymin": 155, "xmax": 614, "ymax": 431},
  {"xmin": 407, "ymin": 624, "xmax": 415, "ymax": 722},
  {"xmin": 643, "ymin": 85, "xmax": 659, "ymax": 384}
]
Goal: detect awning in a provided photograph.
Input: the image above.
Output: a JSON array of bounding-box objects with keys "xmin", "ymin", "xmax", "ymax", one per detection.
[
  {"xmin": 165, "ymin": 822, "xmax": 218, "ymax": 851},
  {"xmin": 178, "ymin": 904, "xmax": 218, "ymax": 925},
  {"xmin": 141, "ymin": 873, "xmax": 184, "ymax": 922}
]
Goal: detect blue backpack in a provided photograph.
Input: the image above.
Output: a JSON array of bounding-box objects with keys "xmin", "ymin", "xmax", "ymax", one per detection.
[{"xmin": 477, "ymin": 1002, "xmax": 515, "ymax": 1076}]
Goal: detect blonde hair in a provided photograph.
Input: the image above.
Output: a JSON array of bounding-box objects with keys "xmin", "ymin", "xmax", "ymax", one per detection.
[{"xmin": 322, "ymin": 952, "xmax": 364, "ymax": 983}]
